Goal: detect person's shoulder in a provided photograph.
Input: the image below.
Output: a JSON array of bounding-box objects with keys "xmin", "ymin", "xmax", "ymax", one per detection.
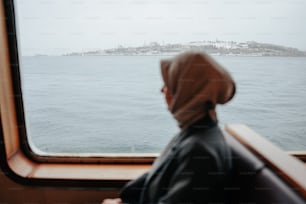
[
  {"xmin": 187, "ymin": 125, "xmax": 225, "ymax": 145},
  {"xmin": 178, "ymin": 126, "xmax": 227, "ymax": 158}
]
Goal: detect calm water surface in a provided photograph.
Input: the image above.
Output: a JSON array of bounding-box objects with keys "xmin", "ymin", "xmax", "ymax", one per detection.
[{"xmin": 20, "ymin": 56, "xmax": 306, "ymax": 153}]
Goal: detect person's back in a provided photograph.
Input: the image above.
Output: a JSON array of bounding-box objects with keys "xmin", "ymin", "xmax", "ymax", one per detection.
[{"xmin": 135, "ymin": 118, "xmax": 232, "ymax": 204}]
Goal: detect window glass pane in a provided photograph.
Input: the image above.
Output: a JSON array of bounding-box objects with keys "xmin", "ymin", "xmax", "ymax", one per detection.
[{"xmin": 16, "ymin": 0, "xmax": 306, "ymax": 153}]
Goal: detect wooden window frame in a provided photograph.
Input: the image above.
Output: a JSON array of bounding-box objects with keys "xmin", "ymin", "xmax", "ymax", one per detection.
[{"xmin": 0, "ymin": 0, "xmax": 151, "ymax": 187}]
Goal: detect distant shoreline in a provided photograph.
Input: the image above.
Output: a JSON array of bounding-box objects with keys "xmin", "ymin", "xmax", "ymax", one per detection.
[
  {"xmin": 60, "ymin": 40, "xmax": 306, "ymax": 57},
  {"xmin": 24, "ymin": 40, "xmax": 306, "ymax": 57}
]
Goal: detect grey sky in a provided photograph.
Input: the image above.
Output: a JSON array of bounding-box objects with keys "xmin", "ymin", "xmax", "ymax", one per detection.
[{"xmin": 16, "ymin": 0, "xmax": 306, "ymax": 56}]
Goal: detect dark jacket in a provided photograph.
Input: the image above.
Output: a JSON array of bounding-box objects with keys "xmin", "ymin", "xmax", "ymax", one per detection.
[{"xmin": 120, "ymin": 119, "xmax": 232, "ymax": 204}]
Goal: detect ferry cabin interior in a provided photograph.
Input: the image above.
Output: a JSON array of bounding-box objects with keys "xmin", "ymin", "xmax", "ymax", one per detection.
[{"xmin": 1, "ymin": 1, "xmax": 306, "ymax": 203}]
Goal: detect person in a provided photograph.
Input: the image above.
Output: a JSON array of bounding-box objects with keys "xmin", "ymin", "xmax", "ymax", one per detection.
[{"xmin": 102, "ymin": 51, "xmax": 236, "ymax": 204}]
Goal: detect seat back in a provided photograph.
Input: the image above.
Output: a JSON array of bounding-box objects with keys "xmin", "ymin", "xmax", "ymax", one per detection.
[{"xmin": 223, "ymin": 131, "xmax": 306, "ymax": 204}]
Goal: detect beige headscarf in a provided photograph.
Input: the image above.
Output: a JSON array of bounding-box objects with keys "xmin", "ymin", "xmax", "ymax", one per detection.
[{"xmin": 161, "ymin": 51, "xmax": 236, "ymax": 130}]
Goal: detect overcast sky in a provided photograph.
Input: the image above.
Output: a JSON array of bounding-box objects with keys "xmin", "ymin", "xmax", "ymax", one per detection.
[{"xmin": 15, "ymin": 0, "xmax": 306, "ymax": 56}]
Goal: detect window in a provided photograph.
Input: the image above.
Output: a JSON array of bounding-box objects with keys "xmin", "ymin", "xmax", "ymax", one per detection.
[{"xmin": 15, "ymin": 0, "xmax": 306, "ymax": 155}]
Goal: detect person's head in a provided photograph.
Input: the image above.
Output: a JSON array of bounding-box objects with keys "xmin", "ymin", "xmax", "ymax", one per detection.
[{"xmin": 160, "ymin": 51, "xmax": 235, "ymax": 130}]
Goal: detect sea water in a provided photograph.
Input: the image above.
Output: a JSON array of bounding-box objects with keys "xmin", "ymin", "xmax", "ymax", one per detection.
[{"xmin": 20, "ymin": 56, "xmax": 306, "ymax": 153}]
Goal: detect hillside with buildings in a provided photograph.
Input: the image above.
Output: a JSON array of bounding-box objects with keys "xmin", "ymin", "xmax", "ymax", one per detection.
[{"xmin": 63, "ymin": 40, "xmax": 306, "ymax": 57}]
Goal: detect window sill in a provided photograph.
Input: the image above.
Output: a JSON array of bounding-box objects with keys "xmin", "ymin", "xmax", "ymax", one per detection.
[{"xmin": 8, "ymin": 150, "xmax": 150, "ymax": 181}]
